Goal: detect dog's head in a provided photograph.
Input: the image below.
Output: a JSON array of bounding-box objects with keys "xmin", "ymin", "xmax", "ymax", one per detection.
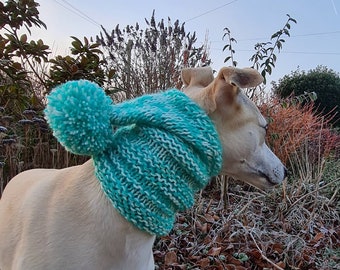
[{"xmin": 182, "ymin": 66, "xmax": 287, "ymax": 190}]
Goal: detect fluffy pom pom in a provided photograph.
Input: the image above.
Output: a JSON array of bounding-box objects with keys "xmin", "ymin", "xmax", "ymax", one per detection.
[{"xmin": 45, "ymin": 80, "xmax": 113, "ymax": 156}]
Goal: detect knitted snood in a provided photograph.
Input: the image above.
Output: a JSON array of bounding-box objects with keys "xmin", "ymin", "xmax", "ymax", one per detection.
[{"xmin": 45, "ymin": 80, "xmax": 222, "ymax": 236}]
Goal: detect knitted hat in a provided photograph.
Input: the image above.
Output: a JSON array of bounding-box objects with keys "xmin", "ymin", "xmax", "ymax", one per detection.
[{"xmin": 45, "ymin": 80, "xmax": 222, "ymax": 236}]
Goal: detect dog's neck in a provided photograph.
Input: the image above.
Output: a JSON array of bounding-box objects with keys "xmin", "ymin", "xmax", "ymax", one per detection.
[{"xmin": 183, "ymin": 84, "xmax": 216, "ymax": 115}]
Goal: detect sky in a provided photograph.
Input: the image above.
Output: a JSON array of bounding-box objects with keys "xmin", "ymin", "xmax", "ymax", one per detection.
[{"xmin": 28, "ymin": 0, "xmax": 340, "ymax": 87}]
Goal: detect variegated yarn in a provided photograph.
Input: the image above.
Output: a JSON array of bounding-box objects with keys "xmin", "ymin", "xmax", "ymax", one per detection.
[{"xmin": 45, "ymin": 80, "xmax": 222, "ymax": 235}]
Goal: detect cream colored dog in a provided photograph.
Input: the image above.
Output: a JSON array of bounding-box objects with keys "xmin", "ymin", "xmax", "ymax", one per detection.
[{"xmin": 0, "ymin": 67, "xmax": 286, "ymax": 270}]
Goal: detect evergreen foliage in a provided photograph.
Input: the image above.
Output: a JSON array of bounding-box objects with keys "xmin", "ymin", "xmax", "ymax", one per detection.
[{"xmin": 272, "ymin": 66, "xmax": 340, "ymax": 126}]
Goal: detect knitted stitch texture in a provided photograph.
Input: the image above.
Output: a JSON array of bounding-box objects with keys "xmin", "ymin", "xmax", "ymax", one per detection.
[{"xmin": 45, "ymin": 80, "xmax": 222, "ymax": 236}]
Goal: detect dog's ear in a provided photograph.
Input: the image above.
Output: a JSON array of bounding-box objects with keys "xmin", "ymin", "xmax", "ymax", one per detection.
[
  {"xmin": 181, "ymin": 66, "xmax": 214, "ymax": 87},
  {"xmin": 219, "ymin": 67, "xmax": 263, "ymax": 88},
  {"xmin": 208, "ymin": 67, "xmax": 263, "ymax": 114},
  {"xmin": 181, "ymin": 67, "xmax": 262, "ymax": 115}
]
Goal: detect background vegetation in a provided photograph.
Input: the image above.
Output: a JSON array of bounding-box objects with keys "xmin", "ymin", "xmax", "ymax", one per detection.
[
  {"xmin": 97, "ymin": 10, "xmax": 210, "ymax": 100},
  {"xmin": 272, "ymin": 66, "xmax": 340, "ymax": 127},
  {"xmin": 0, "ymin": 1, "xmax": 339, "ymax": 269}
]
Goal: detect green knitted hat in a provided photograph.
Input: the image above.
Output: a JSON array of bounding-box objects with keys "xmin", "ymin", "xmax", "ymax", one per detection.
[{"xmin": 45, "ymin": 80, "xmax": 222, "ymax": 236}]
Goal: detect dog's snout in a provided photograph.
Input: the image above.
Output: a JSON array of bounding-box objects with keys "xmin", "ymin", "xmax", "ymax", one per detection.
[
  {"xmin": 271, "ymin": 164, "xmax": 288, "ymax": 184},
  {"xmin": 283, "ymin": 166, "xmax": 289, "ymax": 179}
]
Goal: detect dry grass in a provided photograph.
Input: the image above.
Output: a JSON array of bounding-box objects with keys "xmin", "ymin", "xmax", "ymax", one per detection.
[
  {"xmin": 0, "ymin": 108, "xmax": 88, "ymax": 195},
  {"xmin": 154, "ymin": 163, "xmax": 340, "ymax": 269}
]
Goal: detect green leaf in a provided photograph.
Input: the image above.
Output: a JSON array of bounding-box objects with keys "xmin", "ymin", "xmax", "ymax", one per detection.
[
  {"xmin": 20, "ymin": 34, "xmax": 27, "ymax": 43},
  {"xmin": 84, "ymin": 36, "xmax": 89, "ymax": 47},
  {"xmin": 289, "ymin": 17, "xmax": 297, "ymax": 24},
  {"xmin": 12, "ymin": 62, "xmax": 22, "ymax": 70},
  {"xmin": 71, "ymin": 40, "xmax": 82, "ymax": 51},
  {"xmin": 271, "ymin": 32, "xmax": 279, "ymax": 39},
  {"xmin": 89, "ymin": 43, "xmax": 100, "ymax": 49},
  {"xmin": 308, "ymin": 91, "xmax": 318, "ymax": 101},
  {"xmin": 223, "ymin": 44, "xmax": 230, "ymax": 51},
  {"xmin": 267, "ymin": 65, "xmax": 272, "ymax": 74},
  {"xmin": 271, "ymin": 133, "xmax": 280, "ymax": 140},
  {"xmin": 108, "ymin": 69, "xmax": 116, "ymax": 79},
  {"xmin": 224, "ymin": 56, "xmax": 231, "ymax": 63},
  {"xmin": 273, "ymin": 54, "xmax": 277, "ymax": 62},
  {"xmin": 277, "ymin": 41, "xmax": 282, "ymax": 50},
  {"xmin": 233, "ymin": 253, "xmax": 249, "ymax": 262}
]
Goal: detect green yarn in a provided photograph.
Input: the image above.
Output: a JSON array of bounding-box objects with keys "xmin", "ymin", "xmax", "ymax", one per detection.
[
  {"xmin": 44, "ymin": 80, "xmax": 113, "ymax": 156},
  {"xmin": 45, "ymin": 80, "xmax": 222, "ymax": 236}
]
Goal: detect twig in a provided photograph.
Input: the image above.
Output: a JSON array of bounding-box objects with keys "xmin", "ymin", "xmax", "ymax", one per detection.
[
  {"xmin": 237, "ymin": 194, "xmax": 265, "ymax": 216},
  {"xmin": 248, "ymin": 230, "xmax": 284, "ymax": 270},
  {"xmin": 288, "ymin": 177, "xmax": 340, "ymax": 208},
  {"xmin": 305, "ymin": 158, "xmax": 325, "ymax": 225},
  {"xmin": 205, "ymin": 198, "xmax": 214, "ymax": 213},
  {"xmin": 329, "ymin": 186, "xmax": 339, "ymax": 205},
  {"xmin": 235, "ymin": 220, "xmax": 284, "ymax": 270}
]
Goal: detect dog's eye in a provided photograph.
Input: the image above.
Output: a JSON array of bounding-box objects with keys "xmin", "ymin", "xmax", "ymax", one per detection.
[
  {"xmin": 264, "ymin": 125, "xmax": 269, "ymax": 133},
  {"xmin": 261, "ymin": 124, "xmax": 268, "ymax": 133}
]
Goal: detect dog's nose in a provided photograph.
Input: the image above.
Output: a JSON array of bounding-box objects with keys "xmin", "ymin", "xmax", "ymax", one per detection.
[{"xmin": 283, "ymin": 166, "xmax": 289, "ymax": 179}]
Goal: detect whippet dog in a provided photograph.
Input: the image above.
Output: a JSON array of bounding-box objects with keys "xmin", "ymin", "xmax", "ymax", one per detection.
[{"xmin": 0, "ymin": 67, "xmax": 286, "ymax": 270}]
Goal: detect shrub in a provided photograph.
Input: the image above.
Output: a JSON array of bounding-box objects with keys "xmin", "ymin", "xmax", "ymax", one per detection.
[
  {"xmin": 97, "ymin": 11, "xmax": 211, "ymax": 100},
  {"xmin": 272, "ymin": 66, "xmax": 340, "ymax": 127},
  {"xmin": 0, "ymin": 107, "xmax": 89, "ymax": 194},
  {"xmin": 259, "ymin": 96, "xmax": 339, "ymax": 170}
]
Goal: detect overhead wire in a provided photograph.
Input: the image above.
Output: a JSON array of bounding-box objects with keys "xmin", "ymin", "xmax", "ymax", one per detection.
[
  {"xmin": 210, "ymin": 30, "xmax": 340, "ymax": 43},
  {"xmin": 184, "ymin": 0, "xmax": 239, "ymax": 23},
  {"xmin": 181, "ymin": 0, "xmax": 339, "ymax": 56},
  {"xmin": 279, "ymin": 51, "xmax": 340, "ymax": 55},
  {"xmin": 209, "ymin": 29, "xmax": 340, "ymax": 56},
  {"xmin": 210, "ymin": 48, "xmax": 340, "ymax": 56},
  {"xmin": 52, "ymin": 0, "xmax": 101, "ymax": 27},
  {"xmin": 50, "ymin": 0, "xmax": 339, "ymax": 56}
]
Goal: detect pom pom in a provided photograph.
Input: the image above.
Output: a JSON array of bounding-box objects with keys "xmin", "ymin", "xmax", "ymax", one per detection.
[{"xmin": 45, "ymin": 80, "xmax": 113, "ymax": 156}]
